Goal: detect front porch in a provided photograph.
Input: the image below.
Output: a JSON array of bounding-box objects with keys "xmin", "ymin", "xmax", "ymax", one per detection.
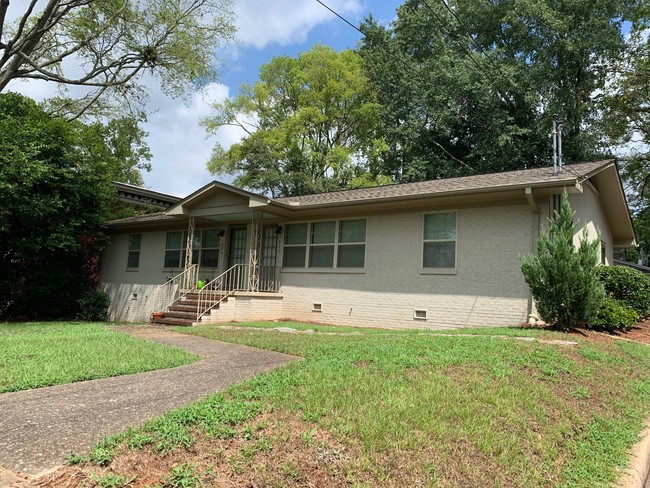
[{"xmin": 147, "ymin": 181, "xmax": 292, "ymax": 326}]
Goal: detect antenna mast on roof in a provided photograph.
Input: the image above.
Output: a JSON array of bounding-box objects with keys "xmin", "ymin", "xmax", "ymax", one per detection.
[{"xmin": 551, "ymin": 114, "xmax": 564, "ymax": 175}]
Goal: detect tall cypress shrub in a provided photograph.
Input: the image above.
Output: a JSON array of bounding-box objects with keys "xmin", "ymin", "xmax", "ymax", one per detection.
[{"xmin": 521, "ymin": 193, "xmax": 605, "ymax": 329}]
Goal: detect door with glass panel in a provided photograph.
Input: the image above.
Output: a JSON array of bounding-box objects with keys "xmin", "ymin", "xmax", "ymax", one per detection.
[
  {"xmin": 227, "ymin": 227, "xmax": 247, "ymax": 289},
  {"xmin": 260, "ymin": 226, "xmax": 279, "ymax": 291}
]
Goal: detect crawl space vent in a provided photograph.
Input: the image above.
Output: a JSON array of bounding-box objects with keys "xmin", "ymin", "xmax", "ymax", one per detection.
[
  {"xmin": 312, "ymin": 303, "xmax": 322, "ymax": 312},
  {"xmin": 413, "ymin": 309, "xmax": 427, "ymax": 320}
]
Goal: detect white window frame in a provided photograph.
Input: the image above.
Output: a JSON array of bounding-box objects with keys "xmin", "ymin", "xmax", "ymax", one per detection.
[
  {"xmin": 163, "ymin": 229, "xmax": 222, "ymax": 269},
  {"xmin": 281, "ymin": 218, "xmax": 367, "ymax": 272},
  {"xmin": 126, "ymin": 233, "xmax": 141, "ymax": 270},
  {"xmin": 421, "ymin": 211, "xmax": 458, "ymax": 275}
]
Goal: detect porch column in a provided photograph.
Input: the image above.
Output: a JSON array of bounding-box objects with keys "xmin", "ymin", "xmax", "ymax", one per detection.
[
  {"xmin": 248, "ymin": 211, "xmax": 262, "ymax": 291},
  {"xmin": 183, "ymin": 217, "xmax": 195, "ymax": 290}
]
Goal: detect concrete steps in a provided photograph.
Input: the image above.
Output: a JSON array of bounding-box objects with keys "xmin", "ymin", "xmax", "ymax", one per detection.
[{"xmin": 150, "ymin": 293, "xmax": 228, "ymax": 326}]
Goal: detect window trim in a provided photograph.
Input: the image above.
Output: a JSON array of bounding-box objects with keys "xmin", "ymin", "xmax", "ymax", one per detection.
[
  {"xmin": 163, "ymin": 228, "xmax": 223, "ymax": 270},
  {"xmin": 421, "ymin": 210, "xmax": 458, "ymax": 273},
  {"xmin": 282, "ymin": 218, "xmax": 367, "ymax": 270},
  {"xmin": 126, "ymin": 233, "xmax": 142, "ymax": 269}
]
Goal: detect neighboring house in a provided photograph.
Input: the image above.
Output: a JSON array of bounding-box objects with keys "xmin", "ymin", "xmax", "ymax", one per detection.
[{"xmin": 100, "ymin": 160, "xmax": 635, "ymax": 329}]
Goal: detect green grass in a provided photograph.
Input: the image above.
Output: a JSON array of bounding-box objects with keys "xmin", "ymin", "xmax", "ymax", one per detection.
[
  {"xmin": 0, "ymin": 322, "xmax": 198, "ymax": 393},
  {"xmin": 72, "ymin": 322, "xmax": 650, "ymax": 487}
]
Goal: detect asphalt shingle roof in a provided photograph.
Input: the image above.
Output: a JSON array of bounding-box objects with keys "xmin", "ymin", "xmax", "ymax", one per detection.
[{"xmin": 274, "ymin": 160, "xmax": 611, "ymax": 207}]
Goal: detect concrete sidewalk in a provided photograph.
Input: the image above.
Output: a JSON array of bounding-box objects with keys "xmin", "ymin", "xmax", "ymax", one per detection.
[{"xmin": 0, "ymin": 326, "xmax": 298, "ymax": 477}]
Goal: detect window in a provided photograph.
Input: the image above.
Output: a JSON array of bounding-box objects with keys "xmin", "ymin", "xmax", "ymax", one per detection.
[
  {"xmin": 164, "ymin": 229, "xmax": 222, "ymax": 268},
  {"xmin": 228, "ymin": 228, "xmax": 247, "ymax": 267},
  {"xmin": 127, "ymin": 234, "xmax": 141, "ymax": 268},
  {"xmin": 423, "ymin": 212, "xmax": 456, "ymax": 268},
  {"xmin": 601, "ymin": 241, "xmax": 606, "ymax": 265},
  {"xmin": 201, "ymin": 230, "xmax": 220, "ymax": 267},
  {"xmin": 283, "ymin": 219, "xmax": 366, "ymax": 268}
]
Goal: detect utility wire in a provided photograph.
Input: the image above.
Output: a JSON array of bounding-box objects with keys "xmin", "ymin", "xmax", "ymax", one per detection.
[
  {"xmin": 314, "ymin": 0, "xmax": 474, "ymax": 171},
  {"xmin": 416, "ymin": 0, "xmax": 514, "ymax": 107},
  {"xmin": 433, "ymin": 0, "xmax": 520, "ymax": 93},
  {"xmin": 314, "ymin": 0, "xmax": 564, "ymax": 173}
]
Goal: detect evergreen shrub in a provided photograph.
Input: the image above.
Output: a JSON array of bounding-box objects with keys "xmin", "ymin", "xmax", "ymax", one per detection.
[
  {"xmin": 521, "ymin": 193, "xmax": 605, "ymax": 329},
  {"xmin": 77, "ymin": 290, "xmax": 111, "ymax": 322},
  {"xmin": 596, "ymin": 266, "xmax": 650, "ymax": 317}
]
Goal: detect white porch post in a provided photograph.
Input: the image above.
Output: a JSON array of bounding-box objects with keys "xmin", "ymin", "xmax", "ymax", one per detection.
[
  {"xmin": 248, "ymin": 211, "xmax": 262, "ymax": 292},
  {"xmin": 183, "ymin": 217, "xmax": 195, "ymax": 290}
]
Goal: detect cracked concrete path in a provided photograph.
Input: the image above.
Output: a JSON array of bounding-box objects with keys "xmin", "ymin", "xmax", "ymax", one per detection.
[{"xmin": 0, "ymin": 326, "xmax": 298, "ymax": 477}]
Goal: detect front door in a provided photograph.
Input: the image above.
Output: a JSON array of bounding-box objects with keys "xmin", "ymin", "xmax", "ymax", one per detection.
[
  {"xmin": 227, "ymin": 227, "xmax": 247, "ymax": 289},
  {"xmin": 260, "ymin": 226, "xmax": 279, "ymax": 291},
  {"xmin": 228, "ymin": 227, "xmax": 247, "ymax": 267}
]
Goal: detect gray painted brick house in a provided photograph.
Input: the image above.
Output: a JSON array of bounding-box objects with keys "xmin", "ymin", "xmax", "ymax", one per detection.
[{"xmin": 100, "ymin": 160, "xmax": 635, "ymax": 329}]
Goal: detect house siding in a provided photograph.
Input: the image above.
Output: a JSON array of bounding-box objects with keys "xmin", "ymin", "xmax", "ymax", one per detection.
[
  {"xmin": 279, "ymin": 205, "xmax": 534, "ymax": 328},
  {"xmin": 568, "ymin": 185, "xmax": 613, "ymax": 264}
]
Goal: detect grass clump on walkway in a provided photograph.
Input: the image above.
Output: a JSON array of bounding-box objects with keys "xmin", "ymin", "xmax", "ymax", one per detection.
[
  {"xmin": 0, "ymin": 322, "xmax": 197, "ymax": 393},
  {"xmin": 63, "ymin": 322, "xmax": 650, "ymax": 487}
]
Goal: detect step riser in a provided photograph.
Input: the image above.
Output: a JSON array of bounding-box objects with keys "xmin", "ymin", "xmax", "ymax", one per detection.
[{"xmin": 151, "ymin": 293, "xmax": 226, "ymax": 326}]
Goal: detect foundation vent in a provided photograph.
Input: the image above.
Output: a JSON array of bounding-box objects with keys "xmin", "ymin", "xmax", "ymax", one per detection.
[
  {"xmin": 312, "ymin": 303, "xmax": 322, "ymax": 312},
  {"xmin": 413, "ymin": 309, "xmax": 427, "ymax": 320}
]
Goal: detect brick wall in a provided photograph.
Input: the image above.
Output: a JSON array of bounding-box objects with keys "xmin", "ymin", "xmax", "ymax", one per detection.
[{"xmin": 279, "ymin": 204, "xmax": 534, "ymax": 328}]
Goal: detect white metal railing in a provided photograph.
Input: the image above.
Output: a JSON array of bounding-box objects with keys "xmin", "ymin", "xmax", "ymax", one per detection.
[
  {"xmin": 158, "ymin": 264, "xmax": 199, "ymax": 312},
  {"xmin": 196, "ymin": 264, "xmax": 280, "ymax": 321}
]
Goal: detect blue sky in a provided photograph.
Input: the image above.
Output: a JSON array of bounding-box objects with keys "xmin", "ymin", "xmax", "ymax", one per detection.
[{"xmin": 138, "ymin": 0, "xmax": 403, "ymax": 197}]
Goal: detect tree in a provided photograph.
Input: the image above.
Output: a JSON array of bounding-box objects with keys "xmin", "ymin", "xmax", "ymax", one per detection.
[
  {"xmin": 358, "ymin": 0, "xmax": 634, "ymax": 182},
  {"xmin": 0, "ymin": 92, "xmax": 113, "ymax": 319},
  {"xmin": 521, "ymin": 193, "xmax": 604, "ymax": 329},
  {"xmin": 77, "ymin": 116, "xmax": 152, "ymax": 186},
  {"xmin": 203, "ymin": 45, "xmax": 388, "ymax": 197},
  {"xmin": 0, "ymin": 0, "xmax": 235, "ymax": 119}
]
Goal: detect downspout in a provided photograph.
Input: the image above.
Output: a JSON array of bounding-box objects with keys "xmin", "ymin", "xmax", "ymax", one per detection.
[{"xmin": 525, "ymin": 187, "xmax": 540, "ymax": 324}]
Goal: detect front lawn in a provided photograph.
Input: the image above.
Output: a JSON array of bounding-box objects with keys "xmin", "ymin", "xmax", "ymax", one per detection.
[
  {"xmin": 0, "ymin": 322, "xmax": 198, "ymax": 393},
  {"xmin": 54, "ymin": 322, "xmax": 650, "ymax": 487}
]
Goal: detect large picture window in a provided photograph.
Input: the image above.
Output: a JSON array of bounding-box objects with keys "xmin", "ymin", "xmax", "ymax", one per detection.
[
  {"xmin": 164, "ymin": 229, "xmax": 222, "ymax": 268},
  {"xmin": 423, "ymin": 212, "xmax": 456, "ymax": 268},
  {"xmin": 283, "ymin": 220, "xmax": 366, "ymax": 269}
]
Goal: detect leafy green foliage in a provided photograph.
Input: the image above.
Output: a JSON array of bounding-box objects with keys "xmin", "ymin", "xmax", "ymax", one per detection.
[
  {"xmin": 204, "ymin": 45, "xmax": 387, "ymax": 196},
  {"xmin": 0, "ymin": 93, "xmax": 115, "ymax": 319},
  {"xmin": 358, "ymin": 0, "xmax": 632, "ymax": 182},
  {"xmin": 590, "ymin": 295, "xmax": 638, "ymax": 331},
  {"xmin": 521, "ymin": 193, "xmax": 605, "ymax": 329},
  {"xmin": 162, "ymin": 463, "xmax": 203, "ymax": 488},
  {"xmin": 0, "ymin": 1, "xmax": 236, "ymax": 120},
  {"xmin": 597, "ymin": 265, "xmax": 650, "ymax": 317},
  {"xmin": 77, "ymin": 290, "xmax": 111, "ymax": 322}
]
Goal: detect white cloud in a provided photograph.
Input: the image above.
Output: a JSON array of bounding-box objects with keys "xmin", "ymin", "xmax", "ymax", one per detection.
[
  {"xmin": 234, "ymin": 0, "xmax": 362, "ymax": 48},
  {"xmin": 141, "ymin": 81, "xmax": 247, "ymax": 196}
]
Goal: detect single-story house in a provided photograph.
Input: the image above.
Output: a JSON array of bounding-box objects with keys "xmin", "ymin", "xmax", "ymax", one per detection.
[{"xmin": 100, "ymin": 159, "xmax": 636, "ymax": 329}]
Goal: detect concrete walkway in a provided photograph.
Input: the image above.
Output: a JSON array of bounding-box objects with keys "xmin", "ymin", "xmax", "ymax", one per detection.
[{"xmin": 0, "ymin": 326, "xmax": 298, "ymax": 477}]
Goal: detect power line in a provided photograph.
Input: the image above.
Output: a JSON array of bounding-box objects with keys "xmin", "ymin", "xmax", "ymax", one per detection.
[
  {"xmin": 416, "ymin": 0, "xmax": 515, "ymax": 107},
  {"xmin": 432, "ymin": 0, "xmax": 520, "ymax": 93},
  {"xmin": 314, "ymin": 0, "xmax": 476, "ymax": 171}
]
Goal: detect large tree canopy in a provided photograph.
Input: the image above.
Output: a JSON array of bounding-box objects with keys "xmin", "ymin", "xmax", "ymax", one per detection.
[
  {"xmin": 359, "ymin": 0, "xmax": 638, "ymax": 182},
  {"xmin": 203, "ymin": 45, "xmax": 388, "ymax": 197},
  {"xmin": 0, "ymin": 92, "xmax": 135, "ymax": 319},
  {"xmin": 0, "ymin": 0, "xmax": 235, "ymax": 119}
]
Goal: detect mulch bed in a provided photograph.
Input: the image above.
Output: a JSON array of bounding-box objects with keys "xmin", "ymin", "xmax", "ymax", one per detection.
[{"xmin": 565, "ymin": 318, "xmax": 650, "ymax": 345}]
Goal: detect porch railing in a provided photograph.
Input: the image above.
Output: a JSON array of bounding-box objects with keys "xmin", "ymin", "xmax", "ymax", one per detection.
[
  {"xmin": 158, "ymin": 264, "xmax": 199, "ymax": 312},
  {"xmin": 196, "ymin": 264, "xmax": 280, "ymax": 322}
]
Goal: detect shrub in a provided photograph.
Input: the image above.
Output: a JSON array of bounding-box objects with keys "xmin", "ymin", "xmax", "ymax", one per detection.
[
  {"xmin": 597, "ymin": 266, "xmax": 650, "ymax": 317},
  {"xmin": 521, "ymin": 192, "xmax": 605, "ymax": 329},
  {"xmin": 589, "ymin": 295, "xmax": 638, "ymax": 331},
  {"xmin": 77, "ymin": 290, "xmax": 111, "ymax": 322}
]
